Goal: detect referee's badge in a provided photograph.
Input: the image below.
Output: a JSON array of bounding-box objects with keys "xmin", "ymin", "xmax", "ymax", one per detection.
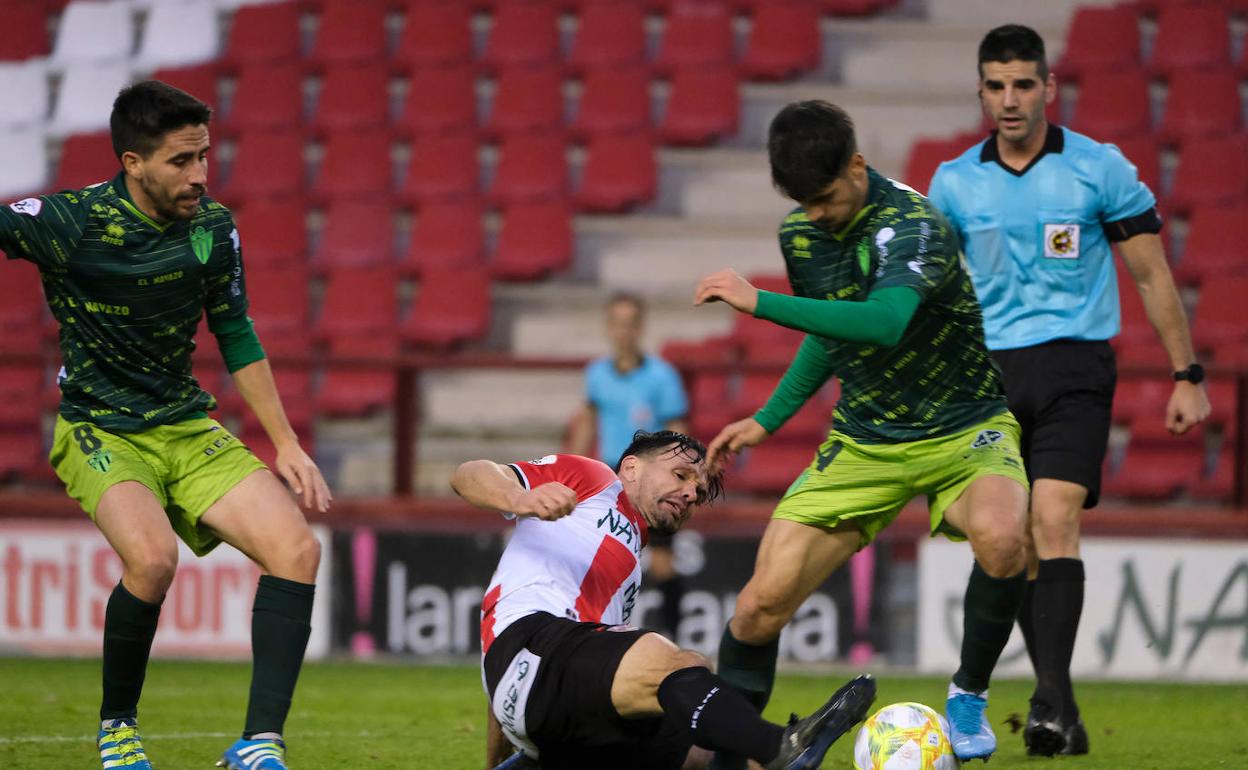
[{"xmin": 1044, "ymin": 223, "xmax": 1080, "ymax": 259}]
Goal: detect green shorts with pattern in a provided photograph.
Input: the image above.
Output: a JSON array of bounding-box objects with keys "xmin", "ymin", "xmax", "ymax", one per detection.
[
  {"xmin": 50, "ymin": 415, "xmax": 267, "ymax": 556},
  {"xmin": 772, "ymin": 411, "xmax": 1029, "ymax": 549}
]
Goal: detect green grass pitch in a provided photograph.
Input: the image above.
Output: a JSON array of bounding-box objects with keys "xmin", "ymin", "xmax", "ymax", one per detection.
[{"xmin": 2, "ymin": 658, "xmax": 1245, "ymax": 769}]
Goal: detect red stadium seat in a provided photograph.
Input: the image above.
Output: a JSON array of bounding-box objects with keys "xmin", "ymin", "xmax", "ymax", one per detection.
[
  {"xmin": 659, "ymin": 67, "xmax": 740, "ymax": 146},
  {"xmin": 0, "ymin": 262, "xmax": 44, "ymax": 357},
  {"xmin": 217, "ymin": 129, "xmax": 307, "ymax": 205},
  {"xmin": 240, "ymin": 365, "xmax": 314, "ymax": 434},
  {"xmin": 1165, "ymin": 134, "xmax": 1248, "ymax": 215},
  {"xmin": 0, "ymin": 4, "xmax": 49, "ymax": 61},
  {"xmin": 313, "ymin": 201, "xmax": 395, "ymax": 271},
  {"xmin": 572, "ymin": 66, "xmax": 651, "ymax": 139},
  {"xmin": 488, "ymin": 135, "xmax": 568, "ymax": 205},
  {"xmin": 741, "ymin": 0, "xmax": 821, "ymax": 81},
  {"xmin": 654, "ymin": 1, "xmax": 734, "ymax": 75},
  {"xmin": 1147, "ymin": 5, "xmax": 1232, "ymax": 76},
  {"xmin": 315, "ymin": 265, "xmax": 400, "ymax": 343},
  {"xmin": 733, "ymin": 444, "xmax": 815, "ymax": 495},
  {"xmin": 1110, "ymin": 267, "xmax": 1159, "ymax": 368},
  {"xmin": 399, "ymin": 134, "xmax": 480, "ymax": 205},
  {"xmin": 311, "ymin": 62, "xmax": 390, "ymax": 134},
  {"xmin": 233, "ymin": 199, "xmax": 308, "ymax": 268},
  {"xmin": 52, "ymin": 132, "xmax": 119, "ymax": 191},
  {"xmin": 400, "ymin": 199, "xmax": 486, "ymax": 278},
  {"xmin": 819, "ymin": 0, "xmax": 894, "ymax": 15},
  {"xmin": 245, "ymin": 264, "xmax": 313, "ymax": 356},
  {"xmin": 396, "ymin": 65, "xmax": 478, "ymax": 138},
  {"xmin": 317, "ymin": 335, "xmax": 398, "ymax": 417},
  {"xmin": 903, "ymin": 132, "xmax": 982, "ymax": 194},
  {"xmin": 1112, "ymin": 376, "xmax": 1174, "ymax": 425},
  {"xmin": 402, "ymin": 265, "xmax": 492, "ymax": 348},
  {"xmin": 0, "ymin": 429, "xmax": 43, "ymax": 480},
  {"xmin": 492, "ymin": 200, "xmax": 573, "ymax": 280},
  {"xmin": 1157, "ymin": 70, "xmax": 1243, "ymax": 145},
  {"xmin": 1190, "ymin": 447, "xmax": 1234, "ymax": 502},
  {"xmin": 311, "ymin": 129, "xmax": 394, "ymax": 202},
  {"xmin": 485, "ymin": 65, "xmax": 565, "ymax": 139},
  {"xmin": 0, "ymin": 364, "xmax": 44, "ymax": 429},
  {"xmin": 576, "ymin": 133, "xmax": 656, "ymax": 212},
  {"xmin": 307, "ymin": 1, "xmax": 388, "ymax": 67},
  {"xmin": 1173, "ymin": 203, "xmax": 1248, "ymax": 284},
  {"xmin": 150, "ymin": 65, "xmax": 220, "ymax": 106},
  {"xmin": 1055, "ymin": 5, "xmax": 1141, "ymax": 79},
  {"xmin": 393, "ymin": 1, "xmax": 473, "ymax": 70},
  {"xmin": 482, "ymin": 1, "xmax": 561, "ymax": 72},
  {"xmin": 222, "ymin": 63, "xmax": 304, "ymax": 132},
  {"xmin": 1069, "ymin": 69, "xmax": 1152, "ymax": 141},
  {"xmin": 687, "ymin": 371, "xmax": 734, "ymax": 440},
  {"xmin": 1193, "ymin": 276, "xmax": 1248, "ymax": 349},
  {"xmin": 1109, "ymin": 135, "xmax": 1162, "ymax": 195},
  {"xmin": 661, "ymin": 337, "xmax": 740, "ymax": 370},
  {"xmin": 568, "ymin": 2, "xmax": 646, "ymax": 73},
  {"xmin": 1102, "ymin": 445, "xmax": 1202, "ymax": 500},
  {"xmin": 221, "ymin": 2, "xmax": 301, "ymax": 68}
]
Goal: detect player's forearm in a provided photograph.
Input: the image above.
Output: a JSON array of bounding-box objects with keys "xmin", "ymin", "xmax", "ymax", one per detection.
[
  {"xmin": 1119, "ymin": 234, "xmax": 1198, "ymax": 369},
  {"xmin": 451, "ymin": 460, "xmax": 523, "ymax": 511},
  {"xmin": 754, "ymin": 335, "xmax": 835, "ymax": 433},
  {"xmin": 485, "ymin": 708, "xmax": 512, "ymax": 767},
  {"xmin": 753, "ymin": 287, "xmax": 920, "ymax": 345},
  {"xmin": 231, "ymin": 359, "xmax": 300, "ymax": 450}
]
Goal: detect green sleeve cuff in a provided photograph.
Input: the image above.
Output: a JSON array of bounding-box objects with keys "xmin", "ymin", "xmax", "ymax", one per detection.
[
  {"xmin": 754, "ymin": 286, "xmax": 921, "ymax": 346},
  {"xmin": 212, "ymin": 315, "xmax": 266, "ymax": 373},
  {"xmin": 754, "ymin": 335, "xmax": 836, "ymax": 433}
]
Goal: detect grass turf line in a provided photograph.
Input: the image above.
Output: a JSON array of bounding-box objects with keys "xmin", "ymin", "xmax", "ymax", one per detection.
[{"xmin": 1, "ymin": 658, "xmax": 1245, "ymax": 769}]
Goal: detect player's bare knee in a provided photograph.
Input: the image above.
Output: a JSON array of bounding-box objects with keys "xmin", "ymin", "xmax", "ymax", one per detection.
[
  {"xmin": 125, "ymin": 548, "xmax": 178, "ymax": 598},
  {"xmin": 969, "ymin": 523, "xmax": 1025, "ymax": 576},
  {"xmin": 267, "ymin": 529, "xmax": 320, "ymax": 582},
  {"xmin": 732, "ymin": 588, "xmax": 789, "ymax": 644},
  {"xmin": 670, "ymin": 648, "xmax": 712, "ymax": 674}
]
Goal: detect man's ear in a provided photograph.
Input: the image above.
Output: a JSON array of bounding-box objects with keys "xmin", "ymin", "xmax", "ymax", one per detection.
[
  {"xmin": 617, "ymin": 455, "xmax": 638, "ymax": 481},
  {"xmin": 120, "ymin": 150, "xmax": 144, "ymax": 180}
]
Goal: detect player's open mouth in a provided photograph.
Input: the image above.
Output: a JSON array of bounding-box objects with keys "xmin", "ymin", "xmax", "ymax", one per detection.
[{"xmin": 999, "ymin": 116, "xmax": 1023, "ymax": 129}]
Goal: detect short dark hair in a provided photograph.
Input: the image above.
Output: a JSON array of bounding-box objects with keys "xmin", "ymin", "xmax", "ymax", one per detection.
[
  {"xmin": 978, "ymin": 24, "xmax": 1048, "ymax": 78},
  {"xmin": 607, "ymin": 291, "xmax": 645, "ymax": 315},
  {"xmin": 110, "ymin": 80, "xmax": 213, "ymax": 160},
  {"xmin": 616, "ymin": 430, "xmax": 724, "ymax": 505},
  {"xmin": 768, "ymin": 100, "xmax": 858, "ymax": 203}
]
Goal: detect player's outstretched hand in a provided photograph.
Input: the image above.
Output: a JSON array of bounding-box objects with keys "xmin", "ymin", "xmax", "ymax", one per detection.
[
  {"xmin": 274, "ymin": 443, "xmax": 333, "ymax": 513},
  {"xmin": 706, "ymin": 417, "xmax": 769, "ymax": 474},
  {"xmin": 694, "ymin": 268, "xmax": 759, "ymax": 315},
  {"xmin": 1166, "ymin": 382, "xmax": 1211, "ymax": 435},
  {"xmin": 511, "ymin": 482, "xmax": 578, "ymax": 521}
]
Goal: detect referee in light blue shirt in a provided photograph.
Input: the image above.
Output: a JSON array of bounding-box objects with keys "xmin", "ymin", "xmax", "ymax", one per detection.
[{"xmin": 928, "ymin": 25, "xmax": 1210, "ymax": 759}]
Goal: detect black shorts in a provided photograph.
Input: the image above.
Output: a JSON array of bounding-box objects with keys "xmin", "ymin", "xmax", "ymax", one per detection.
[
  {"xmin": 992, "ymin": 339, "xmax": 1116, "ymax": 508},
  {"xmin": 483, "ymin": 612, "xmax": 692, "ymax": 770}
]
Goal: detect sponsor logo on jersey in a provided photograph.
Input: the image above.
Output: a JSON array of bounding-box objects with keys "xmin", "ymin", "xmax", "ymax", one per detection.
[
  {"xmin": 971, "ymin": 429, "xmax": 1004, "ymax": 449},
  {"xmin": 790, "ymin": 234, "xmax": 812, "ymax": 259},
  {"xmin": 103, "ymin": 223, "xmax": 125, "ymax": 246},
  {"xmin": 529, "ymin": 454, "xmax": 557, "ymax": 465},
  {"xmin": 190, "ymin": 226, "xmax": 213, "ymax": 264},
  {"xmin": 1044, "ymin": 223, "xmax": 1080, "ymax": 259},
  {"xmin": 8, "ymin": 197, "xmax": 42, "ymax": 216}
]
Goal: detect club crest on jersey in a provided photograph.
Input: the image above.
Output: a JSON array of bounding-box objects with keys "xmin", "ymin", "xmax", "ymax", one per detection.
[
  {"xmin": 8, "ymin": 197, "xmax": 42, "ymax": 216},
  {"xmin": 86, "ymin": 448, "xmax": 112, "ymax": 474},
  {"xmin": 190, "ymin": 226, "xmax": 213, "ymax": 264},
  {"xmin": 971, "ymin": 429, "xmax": 1004, "ymax": 449},
  {"xmin": 1044, "ymin": 223, "xmax": 1080, "ymax": 259}
]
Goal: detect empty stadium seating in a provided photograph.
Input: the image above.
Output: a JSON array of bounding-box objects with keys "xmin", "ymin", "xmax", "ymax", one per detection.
[{"xmin": 1055, "ymin": 5, "xmax": 1141, "ymax": 79}]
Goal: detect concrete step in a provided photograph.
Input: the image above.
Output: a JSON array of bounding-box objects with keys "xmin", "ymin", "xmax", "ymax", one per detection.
[{"xmin": 419, "ymin": 367, "xmax": 585, "ymax": 434}]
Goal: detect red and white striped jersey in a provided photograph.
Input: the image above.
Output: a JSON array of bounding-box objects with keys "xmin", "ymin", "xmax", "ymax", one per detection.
[{"xmin": 480, "ymin": 454, "xmax": 649, "ymax": 653}]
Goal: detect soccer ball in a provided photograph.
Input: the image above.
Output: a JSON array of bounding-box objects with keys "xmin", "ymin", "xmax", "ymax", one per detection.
[{"xmin": 853, "ymin": 702, "xmax": 959, "ymax": 770}]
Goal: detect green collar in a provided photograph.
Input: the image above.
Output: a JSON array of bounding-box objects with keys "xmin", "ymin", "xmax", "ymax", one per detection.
[{"xmin": 112, "ymin": 172, "xmax": 172, "ymax": 233}]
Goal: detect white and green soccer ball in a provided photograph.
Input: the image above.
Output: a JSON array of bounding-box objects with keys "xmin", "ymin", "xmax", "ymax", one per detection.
[{"xmin": 853, "ymin": 702, "xmax": 960, "ymax": 770}]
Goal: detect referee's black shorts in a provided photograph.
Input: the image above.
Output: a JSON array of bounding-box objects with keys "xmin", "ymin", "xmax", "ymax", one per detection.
[
  {"xmin": 484, "ymin": 612, "xmax": 692, "ymax": 770},
  {"xmin": 991, "ymin": 339, "xmax": 1117, "ymax": 508}
]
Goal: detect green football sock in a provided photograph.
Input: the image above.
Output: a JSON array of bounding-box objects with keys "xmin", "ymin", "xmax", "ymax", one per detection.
[
  {"xmin": 953, "ymin": 562, "xmax": 1026, "ymax": 693},
  {"xmin": 244, "ymin": 575, "xmax": 315, "ymax": 738},
  {"xmin": 100, "ymin": 582, "xmax": 163, "ymax": 721},
  {"xmin": 708, "ymin": 624, "xmax": 780, "ymax": 770}
]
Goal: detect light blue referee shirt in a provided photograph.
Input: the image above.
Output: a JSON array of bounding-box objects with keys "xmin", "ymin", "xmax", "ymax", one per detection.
[
  {"xmin": 928, "ymin": 125, "xmax": 1160, "ymax": 350},
  {"xmin": 585, "ymin": 355, "xmax": 688, "ymax": 467}
]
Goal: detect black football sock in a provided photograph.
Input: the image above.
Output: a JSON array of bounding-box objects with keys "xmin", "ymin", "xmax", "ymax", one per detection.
[
  {"xmin": 243, "ymin": 575, "xmax": 315, "ymax": 738},
  {"xmin": 658, "ymin": 666, "xmax": 784, "ymax": 764},
  {"xmin": 100, "ymin": 582, "xmax": 163, "ymax": 721},
  {"xmin": 708, "ymin": 624, "xmax": 779, "ymax": 770},
  {"xmin": 1030, "ymin": 558, "xmax": 1085, "ymax": 717},
  {"xmin": 953, "ymin": 562, "xmax": 1026, "ymax": 694},
  {"xmin": 1018, "ymin": 579, "xmax": 1039, "ymax": 686}
]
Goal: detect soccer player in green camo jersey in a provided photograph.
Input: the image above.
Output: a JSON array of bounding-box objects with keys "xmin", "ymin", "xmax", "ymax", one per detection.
[
  {"xmin": 0, "ymin": 81, "xmax": 329, "ymax": 770},
  {"xmin": 694, "ymin": 101, "xmax": 1030, "ymax": 766}
]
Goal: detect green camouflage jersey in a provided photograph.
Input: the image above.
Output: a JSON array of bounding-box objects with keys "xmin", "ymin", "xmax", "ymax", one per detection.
[
  {"xmin": 779, "ymin": 168, "xmax": 1006, "ymax": 443},
  {"xmin": 0, "ymin": 173, "xmax": 252, "ymax": 432}
]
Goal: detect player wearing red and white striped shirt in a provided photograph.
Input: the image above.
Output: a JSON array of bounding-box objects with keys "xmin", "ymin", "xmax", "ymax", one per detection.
[{"xmin": 453, "ymin": 430, "xmax": 876, "ymax": 770}]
